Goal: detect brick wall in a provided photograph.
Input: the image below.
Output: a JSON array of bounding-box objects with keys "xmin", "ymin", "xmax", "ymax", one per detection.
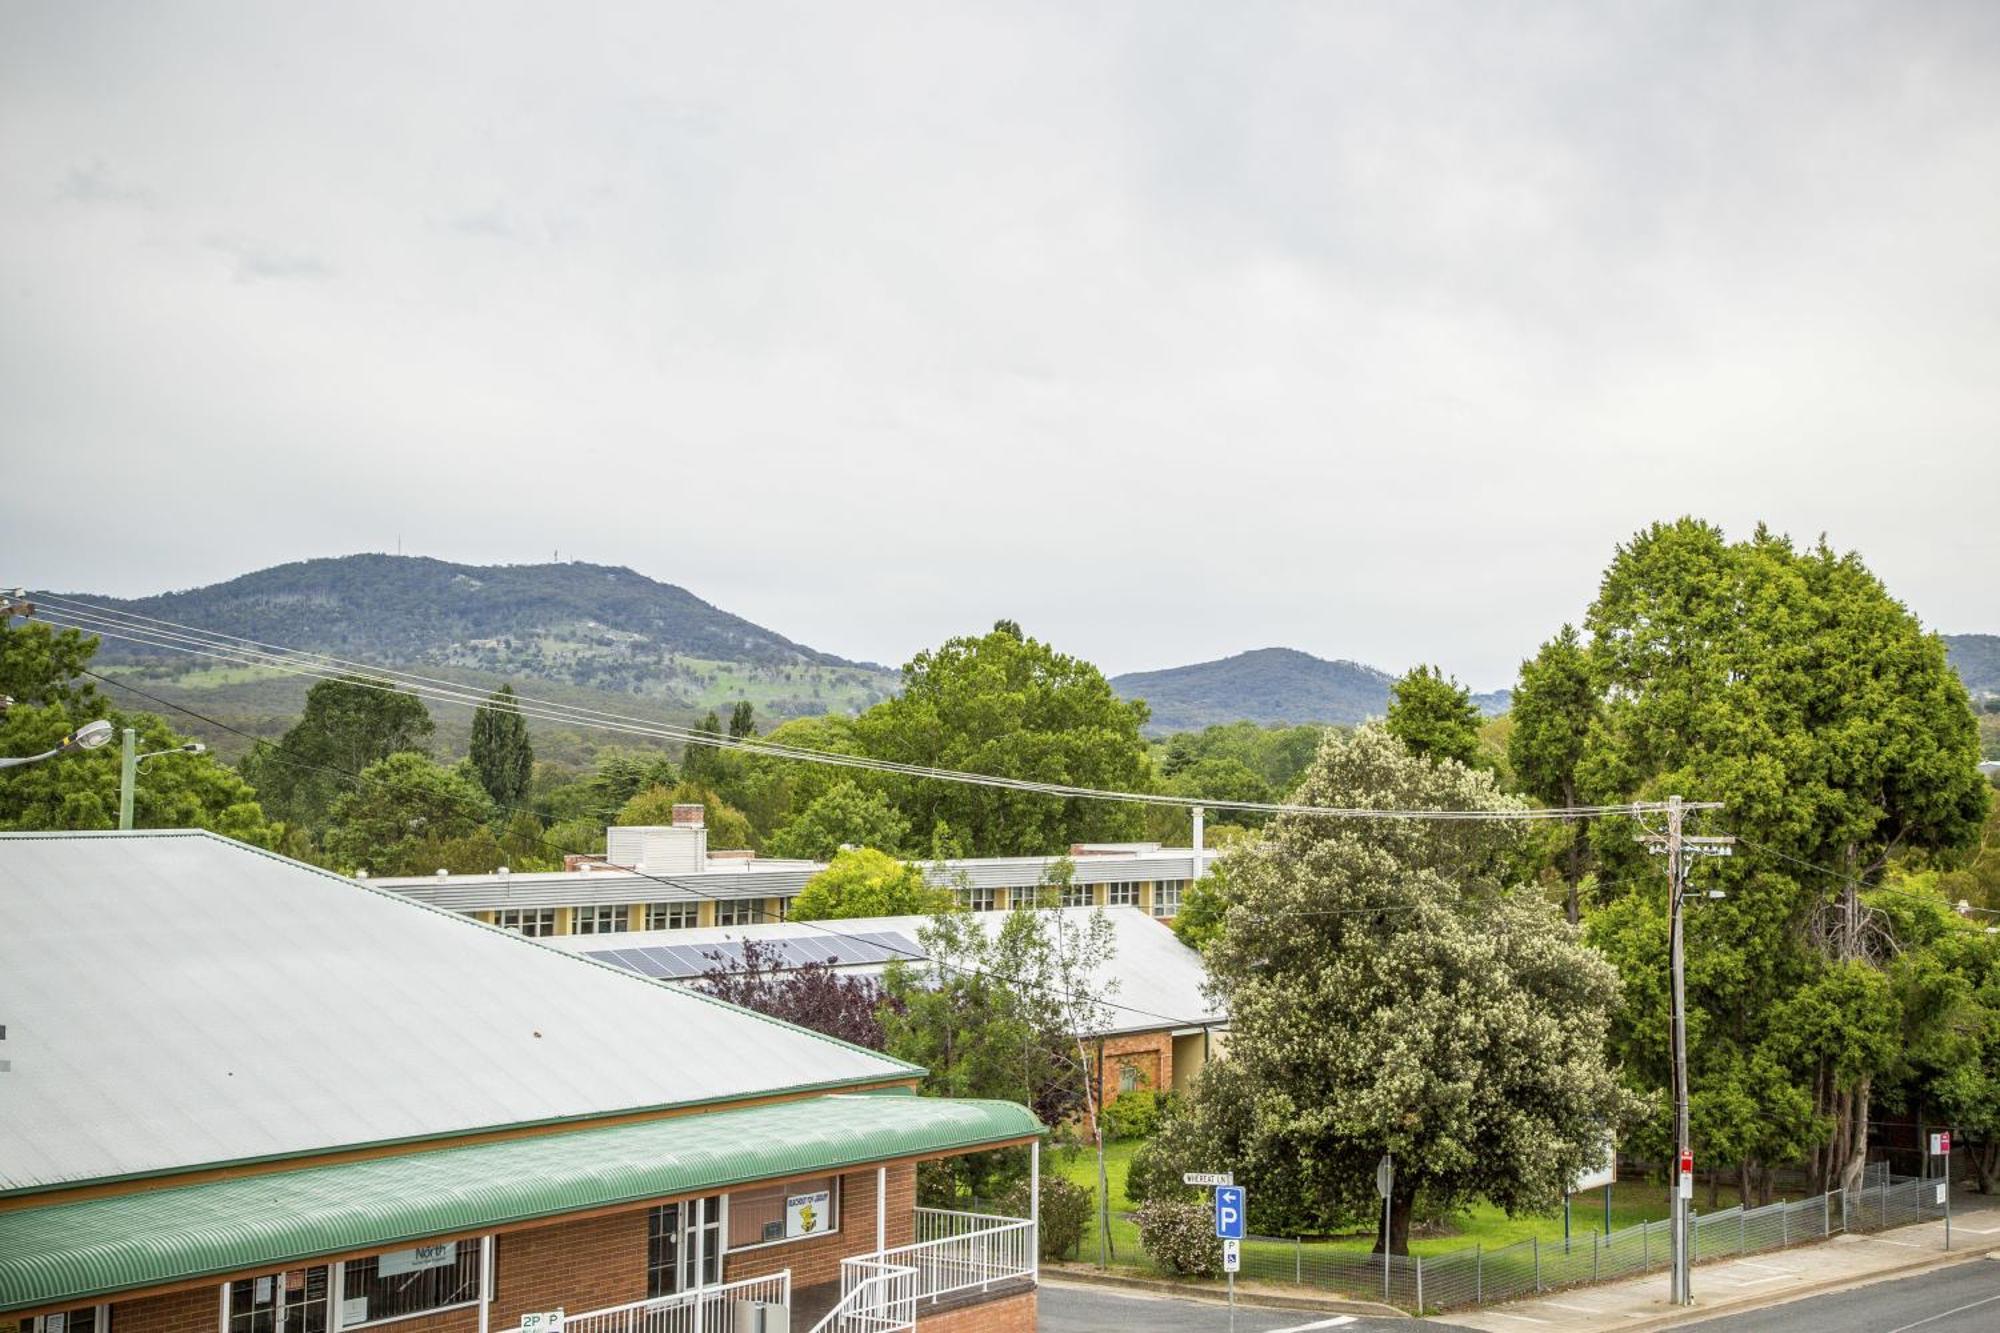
[
  {"xmin": 913, "ymin": 1289, "xmax": 1036, "ymax": 1333},
  {"xmin": 108, "ymin": 1163, "xmax": 930, "ymax": 1333},
  {"xmin": 1097, "ymin": 1031, "xmax": 1173, "ymax": 1109}
]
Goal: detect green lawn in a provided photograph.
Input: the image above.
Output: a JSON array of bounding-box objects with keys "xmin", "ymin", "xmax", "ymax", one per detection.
[{"xmin": 1052, "ymin": 1139, "xmax": 1779, "ymax": 1271}]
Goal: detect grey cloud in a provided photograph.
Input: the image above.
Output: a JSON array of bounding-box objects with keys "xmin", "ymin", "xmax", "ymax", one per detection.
[{"xmin": 203, "ymin": 237, "xmax": 333, "ymax": 283}]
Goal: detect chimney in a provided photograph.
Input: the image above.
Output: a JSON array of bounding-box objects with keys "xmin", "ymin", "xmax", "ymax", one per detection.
[{"xmin": 672, "ymin": 803, "xmax": 706, "ymax": 828}]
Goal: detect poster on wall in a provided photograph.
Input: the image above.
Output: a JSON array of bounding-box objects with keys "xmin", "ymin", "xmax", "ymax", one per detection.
[
  {"xmin": 786, "ymin": 1190, "xmax": 832, "ymax": 1238},
  {"xmin": 379, "ymin": 1242, "xmax": 457, "ymax": 1277}
]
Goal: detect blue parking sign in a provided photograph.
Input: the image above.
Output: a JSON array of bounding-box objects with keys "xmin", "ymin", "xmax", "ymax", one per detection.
[{"xmin": 1214, "ymin": 1185, "xmax": 1245, "ymax": 1239}]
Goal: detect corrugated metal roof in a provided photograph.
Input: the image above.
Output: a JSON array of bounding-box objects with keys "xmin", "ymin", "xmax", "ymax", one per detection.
[
  {"xmin": 546, "ymin": 907, "xmax": 1227, "ymax": 1037},
  {"xmin": 0, "ymin": 832, "xmax": 919, "ymax": 1194},
  {"xmin": 0, "ymin": 1093, "xmax": 1039, "ymax": 1314}
]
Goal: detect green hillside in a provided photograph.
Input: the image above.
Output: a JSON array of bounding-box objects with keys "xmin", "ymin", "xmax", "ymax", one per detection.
[
  {"xmin": 1947, "ymin": 633, "xmax": 2000, "ymax": 698},
  {"xmin": 1111, "ymin": 647, "xmax": 1399, "ymax": 733},
  {"xmin": 39, "ymin": 556, "xmax": 899, "ymax": 756}
]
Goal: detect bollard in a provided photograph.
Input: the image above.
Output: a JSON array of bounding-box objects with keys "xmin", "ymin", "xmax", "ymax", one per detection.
[
  {"xmin": 1643, "ymin": 1218, "xmax": 1650, "ymax": 1270},
  {"xmin": 1740, "ymin": 1207, "xmax": 1747, "ymax": 1256},
  {"xmin": 1295, "ymin": 1237, "xmax": 1302, "ymax": 1285},
  {"xmin": 1475, "ymin": 1244, "xmax": 1483, "ymax": 1304},
  {"xmin": 1415, "ymin": 1255, "xmax": 1423, "ymax": 1313},
  {"xmin": 1782, "ymin": 1200, "xmax": 1789, "ymax": 1247}
]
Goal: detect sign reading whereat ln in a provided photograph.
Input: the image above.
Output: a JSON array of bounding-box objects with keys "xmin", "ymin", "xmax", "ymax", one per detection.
[
  {"xmin": 1183, "ymin": 1171, "xmax": 1234, "ymax": 1188},
  {"xmin": 1214, "ymin": 1185, "xmax": 1245, "ymax": 1240}
]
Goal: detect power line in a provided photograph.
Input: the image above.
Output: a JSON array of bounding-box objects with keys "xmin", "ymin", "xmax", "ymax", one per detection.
[
  {"xmin": 1729, "ymin": 831, "xmax": 2000, "ymax": 917},
  {"xmin": 75, "ymin": 666, "xmax": 1219, "ymax": 1033},
  {"xmin": 30, "ymin": 595, "xmax": 1697, "ymax": 824}
]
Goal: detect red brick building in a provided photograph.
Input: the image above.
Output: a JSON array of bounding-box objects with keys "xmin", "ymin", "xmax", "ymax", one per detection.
[{"xmin": 0, "ymin": 832, "xmax": 1043, "ymax": 1333}]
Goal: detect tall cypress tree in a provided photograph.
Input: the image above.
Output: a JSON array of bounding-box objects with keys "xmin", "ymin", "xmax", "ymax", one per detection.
[{"xmin": 470, "ymin": 684, "xmax": 533, "ymax": 806}]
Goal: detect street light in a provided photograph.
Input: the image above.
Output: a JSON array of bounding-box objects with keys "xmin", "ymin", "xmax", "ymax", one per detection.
[
  {"xmin": 119, "ymin": 727, "xmax": 207, "ymax": 830},
  {"xmin": 0, "ymin": 718, "xmax": 115, "ymax": 769}
]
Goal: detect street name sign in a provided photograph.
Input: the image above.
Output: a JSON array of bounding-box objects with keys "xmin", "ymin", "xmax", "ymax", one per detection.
[{"xmin": 1183, "ymin": 1171, "xmax": 1235, "ymax": 1187}]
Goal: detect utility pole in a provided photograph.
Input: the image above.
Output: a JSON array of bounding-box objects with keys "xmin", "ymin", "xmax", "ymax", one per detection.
[{"xmin": 1638, "ymin": 796, "xmax": 1731, "ymax": 1307}]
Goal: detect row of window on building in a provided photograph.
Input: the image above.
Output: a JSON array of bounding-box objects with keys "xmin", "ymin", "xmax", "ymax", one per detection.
[
  {"xmin": 491, "ymin": 900, "xmax": 769, "ymax": 937},
  {"xmin": 956, "ymin": 879, "xmax": 1186, "ymax": 917},
  {"xmin": 15, "ymin": 1177, "xmax": 843, "ymax": 1333}
]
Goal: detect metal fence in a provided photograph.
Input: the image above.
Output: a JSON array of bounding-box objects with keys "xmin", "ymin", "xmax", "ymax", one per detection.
[{"xmin": 1226, "ymin": 1165, "xmax": 1947, "ymax": 1315}]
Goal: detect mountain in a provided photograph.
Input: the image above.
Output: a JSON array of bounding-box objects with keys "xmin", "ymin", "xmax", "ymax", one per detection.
[
  {"xmin": 1946, "ymin": 634, "xmax": 2000, "ymax": 698},
  {"xmin": 1112, "ymin": 648, "xmax": 1399, "ymax": 733},
  {"xmin": 36, "ymin": 556, "xmax": 900, "ymax": 756}
]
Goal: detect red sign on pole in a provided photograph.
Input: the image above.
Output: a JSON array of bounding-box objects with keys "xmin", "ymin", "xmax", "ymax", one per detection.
[
  {"xmin": 1679, "ymin": 1149, "xmax": 1693, "ymax": 1175},
  {"xmin": 1932, "ymin": 1131, "xmax": 1951, "ymax": 1156}
]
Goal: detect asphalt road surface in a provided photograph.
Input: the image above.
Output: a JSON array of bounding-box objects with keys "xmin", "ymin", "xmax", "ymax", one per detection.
[
  {"xmin": 1686, "ymin": 1253, "xmax": 2000, "ymax": 1332},
  {"xmin": 1036, "ymin": 1279, "xmax": 1469, "ymax": 1333}
]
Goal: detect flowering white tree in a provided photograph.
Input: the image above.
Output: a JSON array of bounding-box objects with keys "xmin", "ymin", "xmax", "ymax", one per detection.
[{"xmin": 1167, "ymin": 726, "xmax": 1633, "ymax": 1253}]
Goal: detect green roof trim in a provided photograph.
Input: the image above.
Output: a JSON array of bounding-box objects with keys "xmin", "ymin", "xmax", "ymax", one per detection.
[{"xmin": 0, "ymin": 1094, "xmax": 1041, "ymax": 1314}]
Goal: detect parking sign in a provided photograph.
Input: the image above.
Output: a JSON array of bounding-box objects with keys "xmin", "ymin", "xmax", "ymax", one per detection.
[{"xmin": 1214, "ymin": 1185, "xmax": 1245, "ymax": 1239}]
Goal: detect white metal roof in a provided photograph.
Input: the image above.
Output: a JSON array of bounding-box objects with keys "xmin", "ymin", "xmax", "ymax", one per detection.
[
  {"xmin": 545, "ymin": 906, "xmax": 1227, "ymax": 1038},
  {"xmin": 0, "ymin": 831, "xmax": 918, "ymax": 1195}
]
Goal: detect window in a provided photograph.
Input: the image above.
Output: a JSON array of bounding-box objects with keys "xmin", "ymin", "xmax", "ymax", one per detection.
[
  {"xmin": 337, "ymin": 1244, "xmax": 482, "ymax": 1328},
  {"xmin": 648, "ymin": 1197, "xmax": 723, "ymax": 1298},
  {"xmin": 1060, "ymin": 883, "xmax": 1094, "ymax": 909},
  {"xmin": 1105, "ymin": 881, "xmax": 1139, "ymax": 907},
  {"xmin": 727, "ymin": 1176, "xmax": 839, "ymax": 1249},
  {"xmin": 714, "ymin": 899, "xmax": 760, "ymax": 926},
  {"xmin": 572, "ymin": 904, "xmax": 629, "ymax": 935},
  {"xmin": 1118, "ymin": 1062, "xmax": 1142, "ymax": 1094},
  {"xmin": 17, "ymin": 1307, "xmax": 105, "ymax": 1333},
  {"xmin": 493, "ymin": 909, "xmax": 555, "ymax": 937},
  {"xmin": 227, "ymin": 1268, "xmax": 328, "ymax": 1333},
  {"xmin": 1151, "ymin": 881, "xmax": 1185, "ymax": 918},
  {"xmin": 646, "ymin": 902, "xmax": 698, "ymax": 931},
  {"xmin": 961, "ymin": 886, "xmax": 998, "ymax": 912}
]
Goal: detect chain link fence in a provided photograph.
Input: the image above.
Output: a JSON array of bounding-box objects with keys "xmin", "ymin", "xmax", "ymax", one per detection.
[{"xmin": 1226, "ymin": 1163, "xmax": 1947, "ymax": 1315}]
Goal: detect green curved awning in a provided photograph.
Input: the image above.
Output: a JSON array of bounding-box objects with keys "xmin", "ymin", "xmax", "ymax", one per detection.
[{"xmin": 0, "ymin": 1094, "xmax": 1040, "ymax": 1314}]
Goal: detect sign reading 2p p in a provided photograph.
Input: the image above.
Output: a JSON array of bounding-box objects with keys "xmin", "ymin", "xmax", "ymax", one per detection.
[{"xmin": 1214, "ymin": 1185, "xmax": 1245, "ymax": 1240}]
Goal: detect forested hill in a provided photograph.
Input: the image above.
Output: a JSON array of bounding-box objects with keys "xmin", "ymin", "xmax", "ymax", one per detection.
[
  {"xmin": 1112, "ymin": 647, "xmax": 1401, "ymax": 732},
  {"xmin": 1947, "ymin": 634, "xmax": 2000, "ymax": 697},
  {"xmin": 37, "ymin": 557, "xmax": 900, "ymax": 743}
]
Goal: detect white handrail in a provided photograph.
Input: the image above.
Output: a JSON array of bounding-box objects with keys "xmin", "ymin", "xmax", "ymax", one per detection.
[
  {"xmin": 873, "ymin": 1215, "xmax": 1036, "ymax": 1304},
  {"xmin": 550, "ymin": 1271, "xmax": 791, "ymax": 1333},
  {"xmin": 807, "ymin": 1259, "xmax": 917, "ymax": 1333}
]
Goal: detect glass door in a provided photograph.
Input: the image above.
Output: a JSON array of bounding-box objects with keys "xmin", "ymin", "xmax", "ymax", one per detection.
[
  {"xmin": 680, "ymin": 1196, "xmax": 723, "ymax": 1291},
  {"xmin": 226, "ymin": 1269, "xmax": 328, "ymax": 1333}
]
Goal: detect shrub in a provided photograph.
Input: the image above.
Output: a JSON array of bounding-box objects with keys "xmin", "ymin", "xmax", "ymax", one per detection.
[
  {"xmin": 1100, "ymin": 1089, "xmax": 1164, "ymax": 1141},
  {"xmin": 1005, "ymin": 1172, "xmax": 1092, "ymax": 1260},
  {"xmin": 1124, "ymin": 1135, "xmax": 1198, "ymax": 1206},
  {"xmin": 1136, "ymin": 1198, "xmax": 1222, "ymax": 1277}
]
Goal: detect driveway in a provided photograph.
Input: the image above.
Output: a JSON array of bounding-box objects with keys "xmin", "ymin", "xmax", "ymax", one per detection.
[{"xmin": 1037, "ymin": 1277, "xmax": 1462, "ymax": 1332}]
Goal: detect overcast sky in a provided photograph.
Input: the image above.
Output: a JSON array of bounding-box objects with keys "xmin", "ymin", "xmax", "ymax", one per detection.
[{"xmin": 4, "ymin": 2, "xmax": 1996, "ymax": 687}]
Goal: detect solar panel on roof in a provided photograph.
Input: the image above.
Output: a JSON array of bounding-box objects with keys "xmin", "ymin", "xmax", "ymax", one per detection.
[
  {"xmin": 678, "ymin": 943, "xmax": 733, "ymax": 976},
  {"xmin": 601, "ymin": 949, "xmax": 659, "ymax": 976}
]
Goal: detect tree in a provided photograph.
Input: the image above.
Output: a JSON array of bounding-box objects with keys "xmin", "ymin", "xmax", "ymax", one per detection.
[
  {"xmin": 852, "ymin": 622, "xmax": 1151, "ymax": 856},
  {"xmin": 728, "ymin": 700, "xmax": 757, "ymax": 739},
  {"xmin": 681, "ymin": 710, "xmax": 724, "ymax": 785},
  {"xmin": 1575, "ymin": 520, "xmax": 1990, "ymax": 1195},
  {"xmin": 322, "ymin": 752, "xmax": 495, "ymax": 874},
  {"xmin": 790, "ymin": 847, "xmax": 957, "ymax": 920},
  {"xmin": 1384, "ymin": 664, "xmax": 1486, "ymax": 770},
  {"xmin": 1155, "ymin": 726, "xmax": 1631, "ymax": 1254},
  {"xmin": 615, "ymin": 782, "xmax": 755, "ymax": 850},
  {"xmin": 696, "ymin": 938, "xmax": 901, "ymax": 1050},
  {"xmin": 1508, "ymin": 626, "xmax": 1600, "ymax": 922},
  {"xmin": 763, "ymin": 779, "xmax": 912, "ymax": 860},
  {"xmin": 1168, "ymin": 861, "xmax": 1232, "ymax": 952},
  {"xmin": 881, "ymin": 905, "xmax": 1116, "ymax": 1205},
  {"xmin": 242, "ymin": 676, "xmax": 434, "ymax": 835},
  {"xmin": 0, "ymin": 621, "xmax": 279, "ymax": 846},
  {"xmin": 469, "ymin": 684, "xmax": 534, "ymax": 806}
]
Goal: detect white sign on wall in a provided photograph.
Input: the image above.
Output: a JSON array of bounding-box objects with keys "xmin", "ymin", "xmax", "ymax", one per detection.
[
  {"xmin": 521, "ymin": 1311, "xmax": 563, "ymax": 1333},
  {"xmin": 787, "ymin": 1190, "xmax": 832, "ymax": 1238},
  {"xmin": 379, "ymin": 1242, "xmax": 457, "ymax": 1277}
]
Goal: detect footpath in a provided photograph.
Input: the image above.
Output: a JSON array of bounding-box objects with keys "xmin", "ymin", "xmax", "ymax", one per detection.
[{"xmin": 1448, "ymin": 1188, "xmax": 2000, "ymax": 1331}]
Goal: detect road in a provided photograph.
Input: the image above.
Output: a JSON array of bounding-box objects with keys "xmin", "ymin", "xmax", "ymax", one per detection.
[
  {"xmin": 1686, "ymin": 1253, "xmax": 2000, "ymax": 1331},
  {"xmin": 1036, "ymin": 1278, "xmax": 1465, "ymax": 1332}
]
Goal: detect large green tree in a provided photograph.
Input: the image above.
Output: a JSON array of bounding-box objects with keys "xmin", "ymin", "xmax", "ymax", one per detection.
[
  {"xmin": 1154, "ymin": 726, "xmax": 1631, "ymax": 1253},
  {"xmin": 1507, "ymin": 625, "xmax": 1600, "ymax": 921},
  {"xmin": 242, "ymin": 676, "xmax": 434, "ymax": 836},
  {"xmin": 763, "ymin": 779, "xmax": 912, "ymax": 860},
  {"xmin": 322, "ymin": 752, "xmax": 496, "ymax": 874},
  {"xmin": 1384, "ymin": 664, "xmax": 1487, "ymax": 770},
  {"xmin": 852, "ymin": 621, "xmax": 1151, "ymax": 856},
  {"xmin": 1575, "ymin": 519, "xmax": 1990, "ymax": 1195},
  {"xmin": 0, "ymin": 621, "xmax": 278, "ymax": 845},
  {"xmin": 469, "ymin": 684, "xmax": 534, "ymax": 807}
]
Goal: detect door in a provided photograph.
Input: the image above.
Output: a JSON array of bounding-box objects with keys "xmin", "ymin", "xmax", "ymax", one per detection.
[{"xmin": 226, "ymin": 1269, "xmax": 329, "ymax": 1333}]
